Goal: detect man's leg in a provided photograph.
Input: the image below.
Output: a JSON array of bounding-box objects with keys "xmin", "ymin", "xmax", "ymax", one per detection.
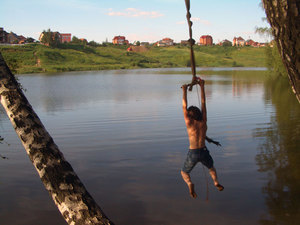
[
  {"xmin": 181, "ymin": 170, "xmax": 197, "ymax": 198},
  {"xmin": 209, "ymin": 167, "xmax": 224, "ymax": 191}
]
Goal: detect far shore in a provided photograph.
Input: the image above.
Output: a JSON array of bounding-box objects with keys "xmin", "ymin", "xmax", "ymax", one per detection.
[{"xmin": 0, "ymin": 43, "xmax": 267, "ymax": 74}]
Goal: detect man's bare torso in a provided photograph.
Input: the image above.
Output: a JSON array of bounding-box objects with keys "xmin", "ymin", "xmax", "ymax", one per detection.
[
  {"xmin": 186, "ymin": 119, "xmax": 207, "ymax": 149},
  {"xmin": 182, "ymin": 79, "xmax": 207, "ymax": 150}
]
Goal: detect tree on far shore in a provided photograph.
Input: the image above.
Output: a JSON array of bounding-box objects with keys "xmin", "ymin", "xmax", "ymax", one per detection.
[{"xmin": 40, "ymin": 29, "xmax": 60, "ymax": 48}]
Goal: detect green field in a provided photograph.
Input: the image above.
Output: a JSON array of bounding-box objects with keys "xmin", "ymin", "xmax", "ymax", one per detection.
[{"xmin": 0, "ymin": 43, "xmax": 267, "ymax": 74}]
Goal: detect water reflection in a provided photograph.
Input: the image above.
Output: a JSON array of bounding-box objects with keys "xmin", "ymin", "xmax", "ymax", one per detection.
[
  {"xmin": 0, "ymin": 107, "xmax": 7, "ymax": 146},
  {"xmin": 1, "ymin": 69, "xmax": 298, "ymax": 225},
  {"xmin": 253, "ymin": 77, "xmax": 300, "ymax": 224},
  {"xmin": 16, "ymin": 71, "xmax": 181, "ymax": 113},
  {"xmin": 16, "ymin": 70, "xmax": 267, "ymax": 114}
]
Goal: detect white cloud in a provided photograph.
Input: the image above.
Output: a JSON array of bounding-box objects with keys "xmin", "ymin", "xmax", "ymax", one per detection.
[{"xmin": 107, "ymin": 8, "xmax": 164, "ymax": 18}]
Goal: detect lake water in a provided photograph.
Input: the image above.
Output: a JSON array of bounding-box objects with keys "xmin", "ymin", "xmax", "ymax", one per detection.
[{"xmin": 0, "ymin": 68, "xmax": 299, "ymax": 225}]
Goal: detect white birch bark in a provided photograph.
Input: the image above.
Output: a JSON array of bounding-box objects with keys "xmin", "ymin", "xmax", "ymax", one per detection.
[{"xmin": 0, "ymin": 52, "xmax": 114, "ymax": 225}]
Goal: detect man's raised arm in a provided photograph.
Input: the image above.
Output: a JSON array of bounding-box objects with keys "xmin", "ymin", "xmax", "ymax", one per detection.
[
  {"xmin": 182, "ymin": 84, "xmax": 189, "ymax": 121},
  {"xmin": 182, "ymin": 84, "xmax": 188, "ymax": 110},
  {"xmin": 199, "ymin": 79, "xmax": 207, "ymax": 122}
]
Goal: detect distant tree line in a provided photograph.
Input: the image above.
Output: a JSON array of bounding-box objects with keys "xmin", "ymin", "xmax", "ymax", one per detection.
[
  {"xmin": 40, "ymin": 29, "xmax": 104, "ymax": 48},
  {"xmin": 40, "ymin": 29, "xmax": 61, "ymax": 47}
]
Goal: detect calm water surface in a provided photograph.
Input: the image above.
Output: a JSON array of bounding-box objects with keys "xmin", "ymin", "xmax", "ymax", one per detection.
[{"xmin": 0, "ymin": 68, "xmax": 299, "ymax": 225}]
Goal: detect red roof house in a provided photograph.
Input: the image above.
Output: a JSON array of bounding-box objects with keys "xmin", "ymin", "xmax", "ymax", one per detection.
[
  {"xmin": 113, "ymin": 36, "xmax": 129, "ymax": 45},
  {"xmin": 199, "ymin": 35, "xmax": 213, "ymax": 46},
  {"xmin": 233, "ymin": 36, "xmax": 245, "ymax": 46},
  {"xmin": 61, "ymin": 33, "xmax": 72, "ymax": 43}
]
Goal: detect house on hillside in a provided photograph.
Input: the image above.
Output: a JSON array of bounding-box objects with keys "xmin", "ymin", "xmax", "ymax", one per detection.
[
  {"xmin": 155, "ymin": 41, "xmax": 166, "ymax": 47},
  {"xmin": 18, "ymin": 35, "xmax": 27, "ymax": 44},
  {"xmin": 39, "ymin": 32, "xmax": 72, "ymax": 44},
  {"xmin": 162, "ymin": 38, "xmax": 174, "ymax": 46},
  {"xmin": 199, "ymin": 35, "xmax": 213, "ymax": 46},
  {"xmin": 0, "ymin": 27, "xmax": 34, "ymax": 44},
  {"xmin": 113, "ymin": 36, "xmax": 129, "ymax": 45},
  {"xmin": 6, "ymin": 32, "xmax": 27, "ymax": 44},
  {"xmin": 7, "ymin": 32, "xmax": 19, "ymax": 44},
  {"xmin": 245, "ymin": 39, "xmax": 263, "ymax": 47},
  {"xmin": 0, "ymin": 28, "xmax": 8, "ymax": 43},
  {"xmin": 61, "ymin": 33, "xmax": 72, "ymax": 43},
  {"xmin": 155, "ymin": 37, "xmax": 174, "ymax": 47},
  {"xmin": 233, "ymin": 36, "xmax": 245, "ymax": 46}
]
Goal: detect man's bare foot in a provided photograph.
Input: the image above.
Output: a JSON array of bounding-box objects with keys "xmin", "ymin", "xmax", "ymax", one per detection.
[
  {"xmin": 215, "ymin": 183, "xmax": 224, "ymax": 191},
  {"xmin": 188, "ymin": 183, "xmax": 197, "ymax": 198}
]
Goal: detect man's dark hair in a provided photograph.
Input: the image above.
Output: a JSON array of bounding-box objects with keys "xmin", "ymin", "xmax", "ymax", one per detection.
[{"xmin": 187, "ymin": 106, "xmax": 203, "ymax": 121}]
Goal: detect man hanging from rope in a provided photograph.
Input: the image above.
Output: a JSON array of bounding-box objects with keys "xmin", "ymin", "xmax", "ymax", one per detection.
[{"xmin": 181, "ymin": 77, "xmax": 224, "ymax": 198}]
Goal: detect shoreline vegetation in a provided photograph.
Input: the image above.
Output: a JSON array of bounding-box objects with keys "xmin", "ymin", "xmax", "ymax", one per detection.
[{"xmin": 0, "ymin": 43, "xmax": 267, "ymax": 74}]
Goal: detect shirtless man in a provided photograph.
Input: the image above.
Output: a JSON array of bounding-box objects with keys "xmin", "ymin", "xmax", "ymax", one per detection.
[{"xmin": 181, "ymin": 78, "xmax": 224, "ymax": 198}]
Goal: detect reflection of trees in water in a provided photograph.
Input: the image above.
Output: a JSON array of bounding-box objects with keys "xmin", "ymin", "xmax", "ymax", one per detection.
[
  {"xmin": 0, "ymin": 108, "xmax": 4, "ymax": 144},
  {"xmin": 253, "ymin": 77, "xmax": 300, "ymax": 224},
  {"xmin": 0, "ymin": 109, "xmax": 6, "ymax": 158}
]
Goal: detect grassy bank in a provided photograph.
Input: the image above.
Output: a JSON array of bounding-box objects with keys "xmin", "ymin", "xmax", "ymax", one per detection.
[{"xmin": 0, "ymin": 43, "xmax": 267, "ymax": 74}]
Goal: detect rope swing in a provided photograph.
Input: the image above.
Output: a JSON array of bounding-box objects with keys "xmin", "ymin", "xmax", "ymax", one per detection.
[
  {"xmin": 184, "ymin": 0, "xmax": 199, "ymax": 91},
  {"xmin": 183, "ymin": 0, "xmax": 221, "ymax": 148},
  {"xmin": 182, "ymin": 0, "xmax": 223, "ymax": 201}
]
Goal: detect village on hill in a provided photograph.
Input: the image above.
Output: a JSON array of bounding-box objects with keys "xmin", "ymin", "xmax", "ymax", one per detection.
[{"xmin": 1, "ymin": 27, "xmax": 267, "ymax": 49}]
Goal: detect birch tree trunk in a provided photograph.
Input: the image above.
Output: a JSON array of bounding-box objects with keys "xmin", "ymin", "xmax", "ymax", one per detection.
[
  {"xmin": 0, "ymin": 52, "xmax": 114, "ymax": 225},
  {"xmin": 262, "ymin": 0, "xmax": 300, "ymax": 103}
]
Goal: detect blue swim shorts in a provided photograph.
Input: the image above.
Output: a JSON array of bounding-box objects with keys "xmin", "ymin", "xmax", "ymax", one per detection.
[{"xmin": 181, "ymin": 147, "xmax": 214, "ymax": 173}]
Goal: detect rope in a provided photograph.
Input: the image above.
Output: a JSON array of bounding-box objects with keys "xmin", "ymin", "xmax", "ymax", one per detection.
[
  {"xmin": 185, "ymin": 0, "xmax": 209, "ymax": 201},
  {"xmin": 202, "ymin": 164, "xmax": 209, "ymax": 201},
  {"xmin": 196, "ymin": 77, "xmax": 209, "ymax": 202},
  {"xmin": 195, "ymin": 85, "xmax": 201, "ymax": 109},
  {"xmin": 184, "ymin": 0, "xmax": 197, "ymax": 79}
]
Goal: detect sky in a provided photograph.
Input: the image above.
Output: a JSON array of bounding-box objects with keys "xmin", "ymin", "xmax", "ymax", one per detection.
[{"xmin": 0, "ymin": 0, "xmax": 270, "ymax": 44}]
